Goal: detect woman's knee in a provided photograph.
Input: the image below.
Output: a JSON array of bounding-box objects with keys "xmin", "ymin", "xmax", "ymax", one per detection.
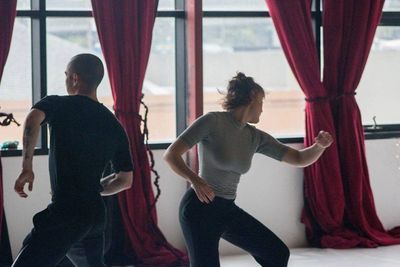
[
  {"xmin": 257, "ymin": 243, "xmax": 290, "ymax": 267},
  {"xmin": 275, "ymin": 244, "xmax": 290, "ymax": 266},
  {"xmin": 282, "ymin": 245, "xmax": 290, "ymax": 264}
]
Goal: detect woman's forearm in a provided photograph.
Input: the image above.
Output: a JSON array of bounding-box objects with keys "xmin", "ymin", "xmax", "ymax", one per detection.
[
  {"xmin": 282, "ymin": 143, "xmax": 326, "ymax": 167},
  {"xmin": 297, "ymin": 143, "xmax": 326, "ymax": 167},
  {"xmin": 282, "ymin": 131, "xmax": 332, "ymax": 168},
  {"xmin": 163, "ymin": 152, "xmax": 199, "ymax": 184},
  {"xmin": 164, "ymin": 141, "xmax": 216, "ymax": 203}
]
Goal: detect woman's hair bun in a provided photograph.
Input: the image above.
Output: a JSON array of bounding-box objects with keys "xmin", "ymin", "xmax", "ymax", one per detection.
[
  {"xmin": 235, "ymin": 72, "xmax": 247, "ymax": 81},
  {"xmin": 222, "ymin": 71, "xmax": 264, "ymax": 110}
]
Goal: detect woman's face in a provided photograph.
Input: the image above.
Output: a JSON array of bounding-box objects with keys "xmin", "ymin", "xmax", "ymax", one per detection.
[{"xmin": 247, "ymin": 91, "xmax": 264, "ymax": 124}]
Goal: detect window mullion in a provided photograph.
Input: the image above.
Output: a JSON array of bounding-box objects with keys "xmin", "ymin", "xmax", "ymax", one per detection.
[
  {"xmin": 175, "ymin": 0, "xmax": 187, "ymax": 136},
  {"xmin": 31, "ymin": 0, "xmax": 48, "ymax": 150}
]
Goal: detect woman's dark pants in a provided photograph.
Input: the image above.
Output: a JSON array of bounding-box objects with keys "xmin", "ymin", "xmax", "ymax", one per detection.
[{"xmin": 179, "ymin": 189, "xmax": 290, "ymax": 267}]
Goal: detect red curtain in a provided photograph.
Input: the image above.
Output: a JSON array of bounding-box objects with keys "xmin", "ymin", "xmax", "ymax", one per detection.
[
  {"xmin": 0, "ymin": 0, "xmax": 17, "ymax": 243},
  {"xmin": 322, "ymin": 0, "xmax": 400, "ymax": 247},
  {"xmin": 91, "ymin": 1, "xmax": 188, "ymax": 266},
  {"xmin": 0, "ymin": 0, "xmax": 16, "ymax": 78},
  {"xmin": 265, "ymin": 0, "xmax": 345, "ymax": 245},
  {"xmin": 266, "ymin": 0, "xmax": 400, "ymax": 248}
]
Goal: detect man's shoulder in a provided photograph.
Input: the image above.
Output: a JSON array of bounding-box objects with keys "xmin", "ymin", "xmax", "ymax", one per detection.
[
  {"xmin": 44, "ymin": 94, "xmax": 69, "ymax": 100},
  {"xmin": 37, "ymin": 94, "xmax": 62, "ymax": 102},
  {"xmin": 95, "ymin": 107, "xmax": 125, "ymax": 131},
  {"xmin": 32, "ymin": 95, "xmax": 62, "ymax": 110},
  {"xmin": 36, "ymin": 94, "xmax": 72, "ymax": 105}
]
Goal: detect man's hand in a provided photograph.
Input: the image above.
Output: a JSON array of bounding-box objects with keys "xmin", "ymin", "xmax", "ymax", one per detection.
[
  {"xmin": 315, "ymin": 131, "xmax": 334, "ymax": 149},
  {"xmin": 191, "ymin": 177, "xmax": 215, "ymax": 204},
  {"xmin": 100, "ymin": 171, "xmax": 132, "ymax": 196},
  {"xmin": 14, "ymin": 169, "xmax": 35, "ymax": 198}
]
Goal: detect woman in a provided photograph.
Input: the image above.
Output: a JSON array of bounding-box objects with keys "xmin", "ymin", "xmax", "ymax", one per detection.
[{"xmin": 163, "ymin": 72, "xmax": 333, "ymax": 267}]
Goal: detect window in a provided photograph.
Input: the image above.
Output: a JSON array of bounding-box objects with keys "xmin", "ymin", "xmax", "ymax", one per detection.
[
  {"xmin": 1, "ymin": 0, "xmax": 400, "ymax": 156},
  {"xmin": 203, "ymin": 0, "xmax": 400, "ymax": 139},
  {"xmin": 203, "ymin": 18, "xmax": 304, "ymax": 137},
  {"xmin": 46, "ymin": 18, "xmax": 109, "ymax": 97},
  {"xmin": 17, "ymin": 0, "xmax": 31, "ymax": 10},
  {"xmin": 203, "ymin": 0, "xmax": 268, "ymax": 11},
  {"xmin": 0, "ymin": 18, "xmax": 32, "ymax": 149},
  {"xmin": 357, "ymin": 0, "xmax": 400, "ymax": 133},
  {"xmin": 358, "ymin": 27, "xmax": 400, "ymax": 126},
  {"xmin": 46, "ymin": 0, "xmax": 91, "ymax": 10},
  {"xmin": 384, "ymin": 0, "xmax": 400, "ymax": 11},
  {"xmin": 141, "ymin": 18, "xmax": 176, "ymax": 142},
  {"xmin": 202, "ymin": 2, "xmax": 307, "ymax": 138},
  {"xmin": 0, "ymin": 0, "xmax": 182, "ymax": 154},
  {"xmin": 46, "ymin": 0, "xmax": 175, "ymax": 10}
]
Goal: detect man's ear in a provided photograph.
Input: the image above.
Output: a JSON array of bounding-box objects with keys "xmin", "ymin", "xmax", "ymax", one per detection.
[{"xmin": 72, "ymin": 73, "xmax": 79, "ymax": 86}]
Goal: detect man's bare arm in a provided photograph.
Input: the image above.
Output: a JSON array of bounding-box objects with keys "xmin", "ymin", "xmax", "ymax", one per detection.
[
  {"xmin": 14, "ymin": 109, "xmax": 45, "ymax": 198},
  {"xmin": 21, "ymin": 109, "xmax": 45, "ymax": 170},
  {"xmin": 100, "ymin": 171, "xmax": 133, "ymax": 196}
]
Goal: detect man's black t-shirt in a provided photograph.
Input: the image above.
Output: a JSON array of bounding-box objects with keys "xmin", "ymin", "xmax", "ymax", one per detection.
[{"xmin": 33, "ymin": 95, "xmax": 133, "ymax": 201}]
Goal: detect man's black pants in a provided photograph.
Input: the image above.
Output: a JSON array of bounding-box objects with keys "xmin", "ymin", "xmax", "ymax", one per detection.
[
  {"xmin": 12, "ymin": 196, "xmax": 106, "ymax": 267},
  {"xmin": 179, "ymin": 189, "xmax": 290, "ymax": 267}
]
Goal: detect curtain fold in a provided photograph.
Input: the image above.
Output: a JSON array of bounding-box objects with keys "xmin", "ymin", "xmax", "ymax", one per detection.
[
  {"xmin": 0, "ymin": 0, "xmax": 17, "ymax": 247},
  {"xmin": 265, "ymin": 0, "xmax": 345, "ymax": 245},
  {"xmin": 322, "ymin": 0, "xmax": 400, "ymax": 247},
  {"xmin": 91, "ymin": 1, "xmax": 188, "ymax": 266},
  {"xmin": 265, "ymin": 0, "xmax": 400, "ymax": 248}
]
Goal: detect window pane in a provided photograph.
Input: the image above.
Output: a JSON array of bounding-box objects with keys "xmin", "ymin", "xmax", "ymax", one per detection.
[
  {"xmin": 0, "ymin": 18, "xmax": 32, "ymax": 149},
  {"xmin": 143, "ymin": 18, "xmax": 176, "ymax": 142},
  {"xmin": 203, "ymin": 18, "xmax": 304, "ymax": 137},
  {"xmin": 203, "ymin": 0, "xmax": 268, "ymax": 11},
  {"xmin": 158, "ymin": 0, "xmax": 175, "ymax": 10},
  {"xmin": 17, "ymin": 0, "xmax": 31, "ymax": 10},
  {"xmin": 46, "ymin": 18, "xmax": 110, "ymax": 98},
  {"xmin": 46, "ymin": 17, "xmax": 112, "ymax": 153},
  {"xmin": 47, "ymin": 0, "xmax": 175, "ymax": 10},
  {"xmin": 46, "ymin": 18, "xmax": 176, "ymax": 143},
  {"xmin": 383, "ymin": 0, "xmax": 400, "ymax": 11},
  {"xmin": 357, "ymin": 27, "xmax": 400, "ymax": 125},
  {"xmin": 46, "ymin": 0, "xmax": 91, "ymax": 10}
]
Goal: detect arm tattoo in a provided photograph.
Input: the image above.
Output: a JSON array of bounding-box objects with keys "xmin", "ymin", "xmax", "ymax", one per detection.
[{"xmin": 23, "ymin": 126, "xmax": 34, "ymax": 160}]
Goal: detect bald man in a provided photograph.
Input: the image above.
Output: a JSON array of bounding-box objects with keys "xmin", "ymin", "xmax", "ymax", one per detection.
[{"xmin": 12, "ymin": 54, "xmax": 133, "ymax": 267}]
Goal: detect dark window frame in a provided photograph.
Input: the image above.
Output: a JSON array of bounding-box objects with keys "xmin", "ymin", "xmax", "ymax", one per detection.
[
  {"xmin": 2, "ymin": 0, "xmax": 400, "ymax": 158},
  {"xmin": 202, "ymin": 0, "xmax": 400, "ymax": 142},
  {"xmin": 2, "ymin": 0, "xmax": 185, "ymax": 157}
]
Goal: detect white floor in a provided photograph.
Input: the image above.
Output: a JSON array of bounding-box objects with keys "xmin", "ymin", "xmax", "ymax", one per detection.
[{"xmin": 220, "ymin": 245, "xmax": 400, "ymax": 267}]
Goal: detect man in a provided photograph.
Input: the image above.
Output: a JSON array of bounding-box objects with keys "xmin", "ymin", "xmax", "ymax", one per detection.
[{"xmin": 12, "ymin": 54, "xmax": 133, "ymax": 267}]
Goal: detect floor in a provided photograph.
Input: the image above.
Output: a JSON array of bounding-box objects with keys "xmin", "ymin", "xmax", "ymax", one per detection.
[{"xmin": 220, "ymin": 245, "xmax": 400, "ymax": 267}]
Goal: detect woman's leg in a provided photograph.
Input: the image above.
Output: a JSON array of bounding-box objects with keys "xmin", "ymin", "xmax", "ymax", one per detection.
[
  {"xmin": 222, "ymin": 206, "xmax": 290, "ymax": 267},
  {"xmin": 179, "ymin": 189, "xmax": 227, "ymax": 267}
]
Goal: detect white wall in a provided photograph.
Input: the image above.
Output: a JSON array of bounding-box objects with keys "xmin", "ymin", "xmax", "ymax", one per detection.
[
  {"xmin": 1, "ymin": 151, "xmax": 188, "ymax": 259},
  {"xmin": 2, "ymin": 139, "xmax": 400, "ymax": 259}
]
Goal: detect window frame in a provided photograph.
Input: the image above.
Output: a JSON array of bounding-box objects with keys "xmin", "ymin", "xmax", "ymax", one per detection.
[
  {"xmin": 2, "ymin": 0, "xmax": 400, "ymax": 158},
  {"xmin": 202, "ymin": 0, "xmax": 400, "ymax": 142},
  {"xmin": 2, "ymin": 0, "xmax": 185, "ymax": 157},
  {"xmin": 355, "ymin": 10, "xmax": 400, "ymax": 137}
]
